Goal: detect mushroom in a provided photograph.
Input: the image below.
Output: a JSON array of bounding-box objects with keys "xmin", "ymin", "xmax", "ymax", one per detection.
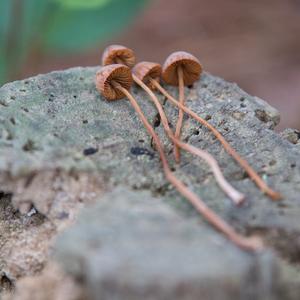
[
  {"xmin": 95, "ymin": 63, "xmax": 262, "ymax": 252},
  {"xmin": 102, "ymin": 44, "xmax": 136, "ymax": 68},
  {"xmin": 95, "ymin": 64, "xmax": 133, "ymax": 100},
  {"xmin": 146, "ymin": 64, "xmax": 281, "ymax": 201},
  {"xmin": 101, "ymin": 45, "xmax": 281, "ymax": 200},
  {"xmin": 133, "ymin": 61, "xmax": 245, "ymax": 205},
  {"xmin": 162, "ymin": 51, "xmax": 202, "ymax": 163}
]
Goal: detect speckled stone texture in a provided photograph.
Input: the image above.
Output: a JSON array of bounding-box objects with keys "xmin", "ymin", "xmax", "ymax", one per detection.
[
  {"xmin": 0, "ymin": 67, "xmax": 300, "ymax": 299},
  {"xmin": 55, "ymin": 187, "xmax": 280, "ymax": 300}
]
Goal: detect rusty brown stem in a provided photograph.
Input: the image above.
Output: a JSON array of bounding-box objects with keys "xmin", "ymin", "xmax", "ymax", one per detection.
[
  {"xmin": 133, "ymin": 74, "xmax": 244, "ymax": 205},
  {"xmin": 150, "ymin": 78, "xmax": 282, "ymax": 201},
  {"xmin": 174, "ymin": 66, "xmax": 185, "ymax": 163},
  {"xmin": 113, "ymin": 81, "xmax": 262, "ymax": 252}
]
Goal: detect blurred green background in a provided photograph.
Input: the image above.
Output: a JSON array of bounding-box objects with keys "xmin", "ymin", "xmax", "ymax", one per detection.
[
  {"xmin": 0, "ymin": 0, "xmax": 300, "ymax": 130},
  {"xmin": 0, "ymin": 0, "xmax": 148, "ymax": 84}
]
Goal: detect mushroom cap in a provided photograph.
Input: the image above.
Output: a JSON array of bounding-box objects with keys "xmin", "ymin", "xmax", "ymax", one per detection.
[
  {"xmin": 162, "ymin": 51, "xmax": 202, "ymax": 86},
  {"xmin": 95, "ymin": 64, "xmax": 133, "ymax": 100},
  {"xmin": 102, "ymin": 45, "xmax": 136, "ymax": 68},
  {"xmin": 132, "ymin": 61, "xmax": 162, "ymax": 90}
]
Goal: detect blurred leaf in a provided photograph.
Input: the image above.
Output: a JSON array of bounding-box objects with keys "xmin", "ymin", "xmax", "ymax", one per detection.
[
  {"xmin": 0, "ymin": 1, "xmax": 11, "ymax": 41},
  {"xmin": 21, "ymin": 0, "xmax": 51, "ymax": 47},
  {"xmin": 0, "ymin": 0, "xmax": 50, "ymax": 84},
  {"xmin": 43, "ymin": 0, "xmax": 148, "ymax": 53},
  {"xmin": 0, "ymin": 52, "xmax": 7, "ymax": 85},
  {"xmin": 0, "ymin": 1, "xmax": 10, "ymax": 84},
  {"xmin": 0, "ymin": 0, "xmax": 148, "ymax": 84},
  {"xmin": 54, "ymin": 0, "xmax": 111, "ymax": 10},
  {"xmin": 17, "ymin": 0, "xmax": 50, "ymax": 69}
]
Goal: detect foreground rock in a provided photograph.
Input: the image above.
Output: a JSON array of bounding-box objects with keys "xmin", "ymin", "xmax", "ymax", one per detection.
[
  {"xmin": 2, "ymin": 263, "xmax": 84, "ymax": 300},
  {"xmin": 0, "ymin": 67, "xmax": 299, "ymax": 299},
  {"xmin": 55, "ymin": 187, "xmax": 280, "ymax": 300}
]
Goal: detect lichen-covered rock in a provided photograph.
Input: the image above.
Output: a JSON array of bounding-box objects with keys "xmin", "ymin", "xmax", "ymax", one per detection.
[
  {"xmin": 55, "ymin": 187, "xmax": 280, "ymax": 300},
  {"xmin": 0, "ymin": 67, "xmax": 300, "ymax": 298},
  {"xmin": 280, "ymin": 128, "xmax": 300, "ymax": 145}
]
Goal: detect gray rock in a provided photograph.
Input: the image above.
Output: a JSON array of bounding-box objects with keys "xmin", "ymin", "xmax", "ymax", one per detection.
[
  {"xmin": 279, "ymin": 128, "xmax": 300, "ymax": 145},
  {"xmin": 0, "ymin": 67, "xmax": 300, "ymax": 298},
  {"xmin": 55, "ymin": 187, "xmax": 280, "ymax": 300}
]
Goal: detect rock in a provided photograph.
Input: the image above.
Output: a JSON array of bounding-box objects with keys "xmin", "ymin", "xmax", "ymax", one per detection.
[
  {"xmin": 0, "ymin": 67, "xmax": 300, "ymax": 298},
  {"xmin": 0, "ymin": 173, "xmax": 103, "ymax": 284},
  {"xmin": 279, "ymin": 128, "xmax": 300, "ymax": 145},
  {"xmin": 55, "ymin": 187, "xmax": 280, "ymax": 300},
  {"xmin": 2, "ymin": 262, "xmax": 84, "ymax": 300}
]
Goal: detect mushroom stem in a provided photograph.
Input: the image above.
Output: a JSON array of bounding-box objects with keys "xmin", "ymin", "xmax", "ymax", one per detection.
[
  {"xmin": 112, "ymin": 81, "xmax": 262, "ymax": 252},
  {"xmin": 149, "ymin": 78, "xmax": 282, "ymax": 201},
  {"xmin": 133, "ymin": 75, "xmax": 244, "ymax": 205},
  {"xmin": 174, "ymin": 66, "xmax": 185, "ymax": 163}
]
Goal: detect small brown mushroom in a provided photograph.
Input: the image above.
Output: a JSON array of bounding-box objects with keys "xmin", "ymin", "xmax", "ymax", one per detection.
[
  {"xmin": 102, "ymin": 46, "xmax": 160, "ymax": 91},
  {"xmin": 132, "ymin": 61, "xmax": 162, "ymax": 90},
  {"xmin": 144, "ymin": 61, "xmax": 281, "ymax": 201},
  {"xmin": 162, "ymin": 51, "xmax": 202, "ymax": 163},
  {"xmin": 133, "ymin": 61, "xmax": 245, "ymax": 205},
  {"xmin": 95, "ymin": 64, "xmax": 133, "ymax": 100},
  {"xmin": 162, "ymin": 51, "xmax": 202, "ymax": 86},
  {"xmin": 95, "ymin": 64, "xmax": 262, "ymax": 252},
  {"xmin": 102, "ymin": 44, "xmax": 136, "ymax": 68}
]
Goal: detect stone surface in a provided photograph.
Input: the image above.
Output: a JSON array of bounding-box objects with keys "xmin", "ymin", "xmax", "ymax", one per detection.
[
  {"xmin": 55, "ymin": 187, "xmax": 280, "ymax": 300},
  {"xmin": 0, "ymin": 67, "xmax": 300, "ymax": 298},
  {"xmin": 0, "ymin": 173, "xmax": 103, "ymax": 283},
  {"xmin": 2, "ymin": 262, "xmax": 84, "ymax": 300},
  {"xmin": 279, "ymin": 128, "xmax": 300, "ymax": 145}
]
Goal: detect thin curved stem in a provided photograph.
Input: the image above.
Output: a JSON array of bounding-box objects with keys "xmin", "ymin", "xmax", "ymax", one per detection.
[
  {"xmin": 113, "ymin": 82, "xmax": 262, "ymax": 252},
  {"xmin": 150, "ymin": 79, "xmax": 282, "ymax": 201},
  {"xmin": 133, "ymin": 75, "xmax": 244, "ymax": 205},
  {"xmin": 174, "ymin": 66, "xmax": 185, "ymax": 163}
]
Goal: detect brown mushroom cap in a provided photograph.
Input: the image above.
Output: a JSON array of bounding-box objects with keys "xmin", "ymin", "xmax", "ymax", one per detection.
[
  {"xmin": 132, "ymin": 61, "xmax": 162, "ymax": 89},
  {"xmin": 95, "ymin": 64, "xmax": 133, "ymax": 100},
  {"xmin": 102, "ymin": 45, "xmax": 136, "ymax": 68},
  {"xmin": 162, "ymin": 51, "xmax": 202, "ymax": 86}
]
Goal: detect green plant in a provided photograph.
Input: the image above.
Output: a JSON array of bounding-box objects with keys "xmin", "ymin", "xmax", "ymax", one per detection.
[{"xmin": 0, "ymin": 0, "xmax": 148, "ymax": 85}]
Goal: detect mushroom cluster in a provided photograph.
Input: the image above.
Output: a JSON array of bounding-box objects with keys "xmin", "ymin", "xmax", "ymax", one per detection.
[{"xmin": 95, "ymin": 44, "xmax": 282, "ymax": 252}]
